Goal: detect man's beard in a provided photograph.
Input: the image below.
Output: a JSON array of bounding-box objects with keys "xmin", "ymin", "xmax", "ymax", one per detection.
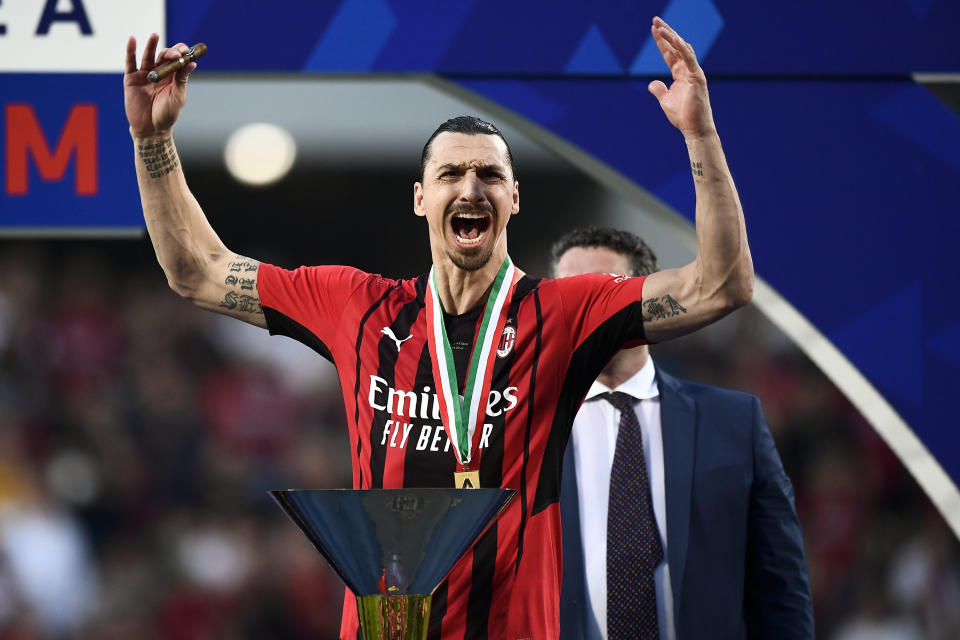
[{"xmin": 445, "ymin": 244, "xmax": 494, "ymax": 272}]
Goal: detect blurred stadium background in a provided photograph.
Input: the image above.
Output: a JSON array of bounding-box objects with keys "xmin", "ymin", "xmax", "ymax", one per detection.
[{"xmin": 2, "ymin": 1, "xmax": 960, "ymax": 638}]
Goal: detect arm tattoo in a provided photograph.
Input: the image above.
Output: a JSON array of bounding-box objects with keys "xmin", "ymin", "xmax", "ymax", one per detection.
[
  {"xmin": 220, "ymin": 291, "xmax": 263, "ymax": 314},
  {"xmin": 137, "ymin": 137, "xmax": 180, "ymax": 179},
  {"xmin": 227, "ymin": 260, "xmax": 259, "ymax": 273},
  {"xmin": 219, "ymin": 258, "xmax": 263, "ymax": 315},
  {"xmin": 691, "ymin": 161, "xmax": 703, "ymax": 178},
  {"xmin": 642, "ymin": 295, "xmax": 687, "ymax": 322}
]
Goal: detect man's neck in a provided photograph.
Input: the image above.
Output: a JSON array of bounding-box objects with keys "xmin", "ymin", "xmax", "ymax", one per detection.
[
  {"xmin": 596, "ymin": 345, "xmax": 650, "ymax": 390},
  {"xmin": 432, "ymin": 244, "xmax": 515, "ymax": 315}
]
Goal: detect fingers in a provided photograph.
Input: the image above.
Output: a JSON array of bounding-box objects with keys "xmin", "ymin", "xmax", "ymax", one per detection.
[
  {"xmin": 140, "ymin": 33, "xmax": 159, "ymax": 70},
  {"xmin": 155, "ymin": 42, "xmax": 188, "ymax": 66},
  {"xmin": 127, "ymin": 35, "xmax": 196, "ymax": 82},
  {"xmin": 653, "ymin": 16, "xmax": 686, "ymax": 49},
  {"xmin": 175, "ymin": 61, "xmax": 197, "ymax": 86},
  {"xmin": 651, "ymin": 27, "xmax": 679, "ymax": 69},
  {"xmin": 651, "ymin": 16, "xmax": 700, "ymax": 74},
  {"xmin": 125, "ymin": 36, "xmax": 137, "ymax": 74}
]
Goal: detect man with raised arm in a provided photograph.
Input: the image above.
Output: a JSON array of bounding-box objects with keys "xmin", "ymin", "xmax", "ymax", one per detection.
[{"xmin": 124, "ymin": 17, "xmax": 752, "ymax": 640}]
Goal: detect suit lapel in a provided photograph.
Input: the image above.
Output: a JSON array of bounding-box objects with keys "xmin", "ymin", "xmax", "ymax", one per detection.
[{"xmin": 657, "ymin": 369, "xmax": 696, "ymax": 621}]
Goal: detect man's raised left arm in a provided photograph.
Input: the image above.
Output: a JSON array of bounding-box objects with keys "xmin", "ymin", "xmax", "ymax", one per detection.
[{"xmin": 639, "ymin": 16, "xmax": 753, "ymax": 342}]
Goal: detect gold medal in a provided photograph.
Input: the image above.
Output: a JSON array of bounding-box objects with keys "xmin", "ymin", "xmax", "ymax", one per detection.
[{"xmin": 454, "ymin": 470, "xmax": 481, "ymax": 489}]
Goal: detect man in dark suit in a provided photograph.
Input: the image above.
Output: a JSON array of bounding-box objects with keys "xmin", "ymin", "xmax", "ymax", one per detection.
[{"xmin": 552, "ymin": 227, "xmax": 813, "ymax": 640}]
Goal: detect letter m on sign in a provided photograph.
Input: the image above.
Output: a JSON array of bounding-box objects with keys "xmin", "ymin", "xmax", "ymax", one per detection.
[{"xmin": 6, "ymin": 104, "xmax": 98, "ymax": 196}]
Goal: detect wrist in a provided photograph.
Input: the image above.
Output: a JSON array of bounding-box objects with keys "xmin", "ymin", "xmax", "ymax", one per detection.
[
  {"xmin": 130, "ymin": 127, "xmax": 173, "ymax": 143},
  {"xmin": 682, "ymin": 126, "xmax": 718, "ymax": 145}
]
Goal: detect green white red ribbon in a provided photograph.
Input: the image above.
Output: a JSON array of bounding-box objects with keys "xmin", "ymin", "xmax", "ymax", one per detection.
[{"xmin": 425, "ymin": 256, "xmax": 517, "ymax": 469}]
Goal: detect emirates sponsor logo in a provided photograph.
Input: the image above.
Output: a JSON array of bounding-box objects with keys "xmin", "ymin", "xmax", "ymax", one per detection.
[
  {"xmin": 368, "ymin": 376, "xmax": 518, "ymax": 418},
  {"xmin": 367, "ymin": 375, "xmax": 519, "ymax": 452}
]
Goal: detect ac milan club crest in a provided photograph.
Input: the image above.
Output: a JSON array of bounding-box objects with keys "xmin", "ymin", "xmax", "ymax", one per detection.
[{"xmin": 497, "ymin": 324, "xmax": 516, "ymax": 358}]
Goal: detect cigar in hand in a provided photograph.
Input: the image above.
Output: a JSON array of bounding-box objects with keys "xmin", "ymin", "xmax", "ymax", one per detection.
[{"xmin": 148, "ymin": 43, "xmax": 207, "ymax": 83}]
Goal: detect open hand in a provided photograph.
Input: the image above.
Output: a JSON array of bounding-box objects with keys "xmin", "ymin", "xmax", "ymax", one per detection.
[
  {"xmin": 647, "ymin": 17, "xmax": 716, "ymax": 139},
  {"xmin": 124, "ymin": 34, "xmax": 197, "ymax": 138}
]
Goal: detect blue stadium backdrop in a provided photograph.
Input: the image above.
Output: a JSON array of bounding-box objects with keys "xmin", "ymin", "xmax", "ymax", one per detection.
[{"xmin": 1, "ymin": 0, "xmax": 959, "ymax": 532}]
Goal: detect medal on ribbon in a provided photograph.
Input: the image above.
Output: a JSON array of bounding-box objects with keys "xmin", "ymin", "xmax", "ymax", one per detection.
[{"xmin": 425, "ymin": 256, "xmax": 518, "ymax": 489}]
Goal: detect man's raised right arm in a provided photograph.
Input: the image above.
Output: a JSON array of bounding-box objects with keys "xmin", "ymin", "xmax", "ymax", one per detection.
[{"xmin": 125, "ymin": 34, "xmax": 266, "ymax": 328}]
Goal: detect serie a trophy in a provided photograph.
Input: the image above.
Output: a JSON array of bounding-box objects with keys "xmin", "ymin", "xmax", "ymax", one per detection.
[{"xmin": 271, "ymin": 488, "xmax": 516, "ymax": 639}]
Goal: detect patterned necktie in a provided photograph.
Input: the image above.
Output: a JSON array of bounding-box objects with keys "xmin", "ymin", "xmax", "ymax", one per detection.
[{"xmin": 603, "ymin": 391, "xmax": 662, "ymax": 640}]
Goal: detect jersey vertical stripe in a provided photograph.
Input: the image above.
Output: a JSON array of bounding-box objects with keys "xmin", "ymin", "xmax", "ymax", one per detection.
[
  {"xmin": 372, "ymin": 296, "xmax": 425, "ymax": 488},
  {"xmin": 352, "ymin": 284, "xmax": 399, "ymax": 488},
  {"xmin": 514, "ymin": 288, "xmax": 542, "ymax": 577},
  {"xmin": 428, "ymin": 580, "xmax": 448, "ymax": 636},
  {"xmin": 467, "ymin": 521, "xmax": 498, "ymax": 638}
]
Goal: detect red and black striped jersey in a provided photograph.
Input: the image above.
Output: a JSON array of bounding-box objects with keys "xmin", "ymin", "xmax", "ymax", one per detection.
[{"xmin": 258, "ymin": 264, "xmax": 648, "ymax": 640}]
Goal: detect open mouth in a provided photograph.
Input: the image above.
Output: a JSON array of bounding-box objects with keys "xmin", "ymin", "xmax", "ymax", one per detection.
[{"xmin": 450, "ymin": 212, "xmax": 492, "ymax": 247}]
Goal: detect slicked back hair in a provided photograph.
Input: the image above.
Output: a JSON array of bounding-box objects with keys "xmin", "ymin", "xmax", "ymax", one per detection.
[
  {"xmin": 419, "ymin": 116, "xmax": 516, "ymax": 183},
  {"xmin": 550, "ymin": 226, "xmax": 659, "ymax": 277}
]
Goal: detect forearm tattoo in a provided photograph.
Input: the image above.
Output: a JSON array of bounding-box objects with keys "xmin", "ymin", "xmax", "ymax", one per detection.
[
  {"xmin": 137, "ymin": 137, "xmax": 180, "ymax": 179},
  {"xmin": 691, "ymin": 161, "xmax": 703, "ymax": 179},
  {"xmin": 219, "ymin": 258, "xmax": 263, "ymax": 315},
  {"xmin": 642, "ymin": 295, "xmax": 687, "ymax": 322}
]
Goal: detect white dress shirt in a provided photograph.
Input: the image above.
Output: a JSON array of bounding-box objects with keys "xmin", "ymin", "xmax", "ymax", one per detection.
[{"xmin": 570, "ymin": 357, "xmax": 676, "ymax": 640}]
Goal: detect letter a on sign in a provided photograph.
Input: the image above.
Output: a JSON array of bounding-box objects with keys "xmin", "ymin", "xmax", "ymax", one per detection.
[
  {"xmin": 37, "ymin": 0, "xmax": 93, "ymax": 35},
  {"xmin": 454, "ymin": 470, "xmax": 480, "ymax": 489}
]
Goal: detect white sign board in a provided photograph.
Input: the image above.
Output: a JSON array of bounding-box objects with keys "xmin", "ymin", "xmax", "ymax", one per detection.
[{"xmin": 0, "ymin": 0, "xmax": 164, "ymax": 72}]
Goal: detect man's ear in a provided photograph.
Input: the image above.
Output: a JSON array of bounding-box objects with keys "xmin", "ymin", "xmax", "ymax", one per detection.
[
  {"xmin": 414, "ymin": 182, "xmax": 425, "ymax": 217},
  {"xmin": 512, "ymin": 181, "xmax": 520, "ymax": 215}
]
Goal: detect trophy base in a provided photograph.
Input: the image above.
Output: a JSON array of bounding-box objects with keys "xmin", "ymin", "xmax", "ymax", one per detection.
[{"xmin": 357, "ymin": 594, "xmax": 431, "ymax": 640}]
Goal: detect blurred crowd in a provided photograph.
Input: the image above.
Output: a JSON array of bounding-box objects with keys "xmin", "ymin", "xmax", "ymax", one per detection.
[{"xmin": 0, "ymin": 244, "xmax": 958, "ymax": 639}]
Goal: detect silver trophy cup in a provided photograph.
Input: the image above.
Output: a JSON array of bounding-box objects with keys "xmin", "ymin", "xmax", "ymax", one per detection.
[{"xmin": 271, "ymin": 488, "xmax": 516, "ymax": 639}]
